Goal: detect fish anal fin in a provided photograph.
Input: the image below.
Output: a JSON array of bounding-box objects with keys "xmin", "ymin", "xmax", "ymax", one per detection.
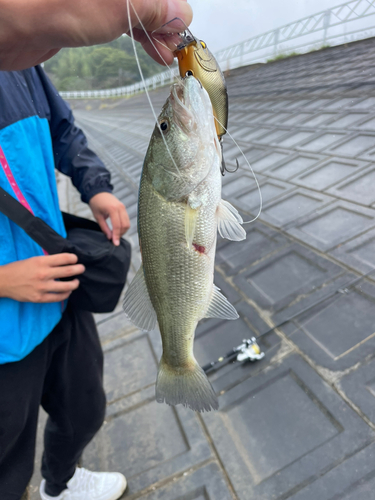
[
  {"xmin": 123, "ymin": 264, "xmax": 157, "ymax": 331},
  {"xmin": 217, "ymin": 199, "xmax": 246, "ymax": 241},
  {"xmin": 205, "ymin": 285, "xmax": 239, "ymax": 320}
]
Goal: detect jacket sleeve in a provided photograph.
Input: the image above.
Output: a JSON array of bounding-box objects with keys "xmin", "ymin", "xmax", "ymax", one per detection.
[{"xmin": 35, "ymin": 66, "xmax": 113, "ymax": 203}]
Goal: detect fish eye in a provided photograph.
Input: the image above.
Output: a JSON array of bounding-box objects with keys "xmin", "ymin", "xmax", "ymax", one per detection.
[
  {"xmin": 159, "ymin": 119, "xmax": 170, "ymax": 133},
  {"xmin": 200, "ymin": 41, "xmax": 206, "ymax": 48},
  {"xmin": 185, "ymin": 70, "xmax": 194, "ymax": 77}
]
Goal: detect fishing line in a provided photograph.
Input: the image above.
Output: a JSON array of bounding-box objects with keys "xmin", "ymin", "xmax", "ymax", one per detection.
[
  {"xmin": 144, "ymin": 16, "xmax": 263, "ymax": 225},
  {"xmin": 150, "ymin": 18, "xmax": 193, "ymax": 55},
  {"xmin": 126, "ymin": 0, "xmax": 184, "ymax": 180},
  {"xmin": 127, "ymin": 3, "xmax": 178, "ymax": 80},
  {"xmin": 127, "ymin": 0, "xmax": 262, "ymax": 224},
  {"xmin": 214, "ymin": 117, "xmax": 263, "ymax": 224},
  {"xmin": 127, "ymin": 1, "xmax": 217, "ymax": 185},
  {"xmin": 151, "ymin": 31, "xmax": 182, "ymax": 54}
]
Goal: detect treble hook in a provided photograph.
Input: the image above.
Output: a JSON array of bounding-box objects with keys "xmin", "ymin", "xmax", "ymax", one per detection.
[
  {"xmin": 221, "ymin": 157, "xmax": 240, "ymax": 176},
  {"xmin": 220, "ymin": 140, "xmax": 240, "ymax": 176}
]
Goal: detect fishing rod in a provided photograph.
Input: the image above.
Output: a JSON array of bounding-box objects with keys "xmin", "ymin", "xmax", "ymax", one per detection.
[{"xmin": 203, "ymin": 267, "xmax": 375, "ymax": 374}]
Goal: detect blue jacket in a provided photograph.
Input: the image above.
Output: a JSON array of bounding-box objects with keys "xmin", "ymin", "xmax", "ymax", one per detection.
[{"xmin": 0, "ymin": 66, "xmax": 113, "ymax": 363}]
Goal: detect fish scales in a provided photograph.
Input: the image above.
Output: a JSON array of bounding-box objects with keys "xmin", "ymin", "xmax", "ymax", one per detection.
[
  {"xmin": 123, "ymin": 76, "xmax": 246, "ymax": 411},
  {"xmin": 138, "ymin": 162, "xmax": 220, "ymax": 367}
]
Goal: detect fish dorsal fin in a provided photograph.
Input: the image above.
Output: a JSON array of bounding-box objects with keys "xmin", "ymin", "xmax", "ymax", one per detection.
[
  {"xmin": 185, "ymin": 202, "xmax": 200, "ymax": 248},
  {"xmin": 123, "ymin": 264, "xmax": 157, "ymax": 331},
  {"xmin": 217, "ymin": 199, "xmax": 246, "ymax": 241},
  {"xmin": 205, "ymin": 285, "xmax": 239, "ymax": 320}
]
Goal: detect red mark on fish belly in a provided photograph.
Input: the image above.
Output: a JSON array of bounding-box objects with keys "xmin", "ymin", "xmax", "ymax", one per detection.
[{"xmin": 193, "ymin": 243, "xmax": 206, "ymax": 254}]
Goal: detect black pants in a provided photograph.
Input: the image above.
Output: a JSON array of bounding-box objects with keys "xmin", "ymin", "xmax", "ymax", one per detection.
[{"xmin": 0, "ymin": 303, "xmax": 106, "ymax": 500}]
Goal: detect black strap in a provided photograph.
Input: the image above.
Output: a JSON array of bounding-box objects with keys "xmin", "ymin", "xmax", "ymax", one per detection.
[
  {"xmin": 0, "ymin": 186, "xmax": 34, "ymax": 228},
  {"xmin": 0, "ymin": 186, "xmax": 69, "ymax": 254}
]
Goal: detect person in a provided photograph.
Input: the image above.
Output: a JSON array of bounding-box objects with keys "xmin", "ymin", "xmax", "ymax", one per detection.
[
  {"xmin": 0, "ymin": 0, "xmax": 192, "ymax": 71},
  {"xmin": 0, "ymin": 1, "xmax": 193, "ymax": 499}
]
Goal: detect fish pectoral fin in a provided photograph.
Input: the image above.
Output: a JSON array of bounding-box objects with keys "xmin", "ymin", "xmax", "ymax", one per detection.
[
  {"xmin": 216, "ymin": 199, "xmax": 246, "ymax": 241},
  {"xmin": 205, "ymin": 285, "xmax": 239, "ymax": 320},
  {"xmin": 185, "ymin": 202, "xmax": 200, "ymax": 248},
  {"xmin": 123, "ymin": 264, "xmax": 157, "ymax": 331}
]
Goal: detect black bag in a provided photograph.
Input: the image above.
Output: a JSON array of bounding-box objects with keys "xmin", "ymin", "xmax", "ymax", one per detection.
[{"xmin": 0, "ymin": 187, "xmax": 131, "ymax": 313}]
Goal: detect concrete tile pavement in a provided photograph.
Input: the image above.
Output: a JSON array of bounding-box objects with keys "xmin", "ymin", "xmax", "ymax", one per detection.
[{"xmin": 29, "ymin": 37, "xmax": 375, "ymax": 499}]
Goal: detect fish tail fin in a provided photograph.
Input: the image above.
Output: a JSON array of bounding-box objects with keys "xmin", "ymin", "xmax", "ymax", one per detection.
[{"xmin": 155, "ymin": 357, "xmax": 219, "ymax": 412}]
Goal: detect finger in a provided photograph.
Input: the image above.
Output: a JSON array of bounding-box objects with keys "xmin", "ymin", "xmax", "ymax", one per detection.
[
  {"xmin": 130, "ymin": 29, "xmax": 175, "ymax": 65},
  {"xmin": 110, "ymin": 209, "xmax": 122, "ymax": 246},
  {"xmin": 96, "ymin": 215, "xmax": 112, "ymax": 240},
  {"xmin": 40, "ymin": 291, "xmax": 73, "ymax": 303},
  {"xmin": 163, "ymin": 0, "xmax": 192, "ymax": 33},
  {"xmin": 44, "ymin": 253, "xmax": 79, "ymax": 266},
  {"xmin": 44, "ymin": 279, "xmax": 80, "ymax": 294},
  {"xmin": 49, "ymin": 264, "xmax": 85, "ymax": 280},
  {"xmin": 143, "ymin": 38, "xmax": 175, "ymax": 65},
  {"xmin": 128, "ymin": 0, "xmax": 192, "ymax": 34},
  {"xmin": 159, "ymin": 33, "xmax": 182, "ymax": 53}
]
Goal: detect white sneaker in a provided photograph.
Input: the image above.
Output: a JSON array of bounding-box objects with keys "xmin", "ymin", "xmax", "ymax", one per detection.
[{"xmin": 39, "ymin": 467, "xmax": 127, "ymax": 500}]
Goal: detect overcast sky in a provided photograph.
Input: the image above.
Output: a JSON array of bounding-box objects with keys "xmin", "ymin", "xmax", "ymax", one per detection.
[{"xmin": 187, "ymin": 0, "xmax": 359, "ymax": 51}]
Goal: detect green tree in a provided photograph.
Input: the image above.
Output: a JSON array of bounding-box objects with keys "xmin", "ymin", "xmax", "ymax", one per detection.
[
  {"xmin": 43, "ymin": 35, "xmax": 171, "ymax": 91},
  {"xmin": 88, "ymin": 47, "xmax": 136, "ymax": 80}
]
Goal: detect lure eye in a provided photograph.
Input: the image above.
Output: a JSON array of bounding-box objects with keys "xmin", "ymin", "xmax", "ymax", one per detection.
[
  {"xmin": 159, "ymin": 119, "xmax": 170, "ymax": 133},
  {"xmin": 185, "ymin": 70, "xmax": 194, "ymax": 77},
  {"xmin": 200, "ymin": 41, "xmax": 206, "ymax": 48}
]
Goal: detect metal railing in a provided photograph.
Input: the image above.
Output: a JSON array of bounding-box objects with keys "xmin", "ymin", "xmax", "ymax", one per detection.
[
  {"xmin": 61, "ymin": 69, "xmax": 178, "ymax": 100},
  {"xmin": 61, "ymin": 0, "xmax": 375, "ymax": 99}
]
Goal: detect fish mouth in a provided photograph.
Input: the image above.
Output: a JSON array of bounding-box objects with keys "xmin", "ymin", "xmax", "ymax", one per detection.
[
  {"xmin": 173, "ymin": 77, "xmax": 202, "ymax": 103},
  {"xmin": 170, "ymin": 78, "xmax": 196, "ymax": 133},
  {"xmin": 174, "ymin": 83, "xmax": 185, "ymax": 105}
]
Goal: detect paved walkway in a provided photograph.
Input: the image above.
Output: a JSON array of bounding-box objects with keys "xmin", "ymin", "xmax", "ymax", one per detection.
[{"xmin": 30, "ymin": 38, "xmax": 375, "ymax": 499}]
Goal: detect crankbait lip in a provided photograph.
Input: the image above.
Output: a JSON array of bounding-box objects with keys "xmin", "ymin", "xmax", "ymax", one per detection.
[{"xmin": 151, "ymin": 18, "xmax": 198, "ymax": 52}]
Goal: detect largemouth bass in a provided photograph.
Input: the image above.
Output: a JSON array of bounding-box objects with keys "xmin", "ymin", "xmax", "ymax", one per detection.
[{"xmin": 123, "ymin": 76, "xmax": 245, "ymax": 412}]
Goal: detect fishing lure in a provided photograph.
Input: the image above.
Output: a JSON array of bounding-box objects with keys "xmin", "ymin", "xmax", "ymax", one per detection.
[
  {"xmin": 174, "ymin": 28, "xmax": 228, "ymax": 140},
  {"xmin": 153, "ymin": 21, "xmax": 237, "ymax": 175}
]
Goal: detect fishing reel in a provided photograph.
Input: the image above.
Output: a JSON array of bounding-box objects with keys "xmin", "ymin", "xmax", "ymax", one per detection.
[
  {"xmin": 236, "ymin": 338, "xmax": 265, "ymax": 363},
  {"xmin": 203, "ymin": 337, "xmax": 264, "ymax": 374}
]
